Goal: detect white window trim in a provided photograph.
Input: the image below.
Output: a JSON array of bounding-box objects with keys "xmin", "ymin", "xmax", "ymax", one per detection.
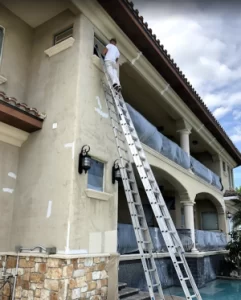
[{"xmin": 85, "ymin": 189, "xmax": 112, "ymax": 201}]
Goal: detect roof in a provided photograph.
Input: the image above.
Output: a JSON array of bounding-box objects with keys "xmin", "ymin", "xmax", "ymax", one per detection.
[
  {"xmin": 97, "ymin": 0, "xmax": 241, "ymax": 165},
  {"xmin": 0, "ymin": 91, "xmax": 46, "ymax": 132}
]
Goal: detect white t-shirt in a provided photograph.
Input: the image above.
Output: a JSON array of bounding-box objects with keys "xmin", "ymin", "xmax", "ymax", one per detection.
[{"xmin": 104, "ymin": 44, "xmax": 120, "ymax": 62}]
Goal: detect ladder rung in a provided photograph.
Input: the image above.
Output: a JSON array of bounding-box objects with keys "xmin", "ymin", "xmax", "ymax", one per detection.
[
  {"xmin": 133, "ymin": 202, "xmax": 141, "ymax": 206},
  {"xmin": 121, "ymin": 157, "xmax": 130, "ymax": 163},
  {"xmin": 144, "ymin": 167, "xmax": 150, "ymax": 172},
  {"xmin": 190, "ymin": 295, "xmax": 197, "ymax": 299},
  {"xmin": 143, "ymin": 240, "xmax": 152, "ymax": 244},
  {"xmin": 135, "ymin": 144, "xmax": 142, "ymax": 151},
  {"xmin": 152, "ymin": 283, "xmax": 160, "ymax": 288},
  {"xmin": 137, "ymin": 214, "xmax": 144, "ymax": 218},
  {"xmin": 118, "ymin": 146, "xmax": 127, "ymax": 153},
  {"xmin": 131, "ymin": 190, "xmax": 138, "ymax": 194},
  {"xmin": 113, "ymin": 126, "xmax": 123, "ymax": 134},
  {"xmin": 153, "ymin": 190, "xmax": 159, "ymax": 195},
  {"xmin": 148, "ymin": 268, "xmax": 156, "ymax": 273},
  {"xmin": 108, "ymin": 108, "xmax": 118, "ymax": 116},
  {"xmin": 128, "ymin": 179, "xmax": 135, "ymax": 183},
  {"xmin": 182, "ymin": 277, "xmax": 189, "ymax": 281},
  {"xmin": 176, "ymin": 261, "xmax": 184, "ymax": 264},
  {"xmin": 139, "ymin": 155, "xmax": 146, "ymax": 161},
  {"xmin": 131, "ymin": 135, "xmax": 138, "ymax": 141},
  {"xmin": 140, "ymin": 227, "xmax": 148, "ymax": 231}
]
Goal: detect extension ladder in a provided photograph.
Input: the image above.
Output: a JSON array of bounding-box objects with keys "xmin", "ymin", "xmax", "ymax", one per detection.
[{"xmin": 96, "ymin": 47, "xmax": 202, "ymax": 300}]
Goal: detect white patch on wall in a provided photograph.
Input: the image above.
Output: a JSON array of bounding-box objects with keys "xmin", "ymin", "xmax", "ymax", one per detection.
[
  {"xmin": 64, "ymin": 142, "xmax": 75, "ymax": 160},
  {"xmin": 161, "ymin": 84, "xmax": 170, "ymax": 95},
  {"xmin": 8, "ymin": 172, "xmax": 17, "ymax": 179},
  {"xmin": 52, "ymin": 123, "xmax": 58, "ymax": 129},
  {"xmin": 2, "ymin": 188, "xmax": 14, "ymax": 194},
  {"xmin": 46, "ymin": 200, "xmax": 52, "ymax": 218},
  {"xmin": 65, "ymin": 220, "xmax": 70, "ymax": 253},
  {"xmin": 131, "ymin": 51, "xmax": 142, "ymax": 65},
  {"xmin": 95, "ymin": 96, "xmax": 108, "ymax": 118}
]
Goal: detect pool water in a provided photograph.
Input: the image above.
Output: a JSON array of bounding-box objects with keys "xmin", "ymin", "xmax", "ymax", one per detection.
[{"xmin": 165, "ymin": 279, "xmax": 241, "ymax": 300}]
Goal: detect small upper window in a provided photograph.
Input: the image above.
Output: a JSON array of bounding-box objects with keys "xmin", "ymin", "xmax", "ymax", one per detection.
[
  {"xmin": 94, "ymin": 36, "xmax": 105, "ymax": 57},
  {"xmin": 54, "ymin": 26, "xmax": 73, "ymax": 45},
  {"xmin": 0, "ymin": 27, "xmax": 4, "ymax": 60},
  {"xmin": 87, "ymin": 158, "xmax": 104, "ymax": 192},
  {"xmin": 222, "ymin": 161, "xmax": 226, "ymax": 172}
]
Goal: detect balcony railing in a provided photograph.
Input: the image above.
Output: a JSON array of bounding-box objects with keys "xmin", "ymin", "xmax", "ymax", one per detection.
[
  {"xmin": 118, "ymin": 224, "xmax": 227, "ymax": 254},
  {"xmin": 127, "ymin": 103, "xmax": 223, "ymax": 190}
]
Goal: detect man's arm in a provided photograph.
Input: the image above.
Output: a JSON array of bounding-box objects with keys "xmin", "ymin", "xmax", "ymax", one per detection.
[{"xmin": 102, "ymin": 47, "xmax": 108, "ymax": 56}]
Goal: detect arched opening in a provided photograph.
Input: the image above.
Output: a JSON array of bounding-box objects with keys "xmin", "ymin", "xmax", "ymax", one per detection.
[
  {"xmin": 194, "ymin": 192, "xmax": 227, "ymax": 252},
  {"xmin": 117, "ymin": 164, "xmax": 189, "ymax": 255}
]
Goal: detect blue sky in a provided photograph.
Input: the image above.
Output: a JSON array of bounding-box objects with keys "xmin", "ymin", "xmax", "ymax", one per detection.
[{"xmin": 135, "ymin": 0, "xmax": 241, "ymax": 188}]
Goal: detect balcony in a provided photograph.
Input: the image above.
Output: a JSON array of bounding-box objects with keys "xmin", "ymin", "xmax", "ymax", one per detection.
[
  {"xmin": 126, "ymin": 103, "xmax": 223, "ymax": 191},
  {"xmin": 118, "ymin": 223, "xmax": 227, "ymax": 254}
]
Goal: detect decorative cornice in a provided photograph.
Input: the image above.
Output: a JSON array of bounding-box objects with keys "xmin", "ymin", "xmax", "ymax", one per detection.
[{"xmin": 0, "ymin": 122, "xmax": 29, "ymax": 147}]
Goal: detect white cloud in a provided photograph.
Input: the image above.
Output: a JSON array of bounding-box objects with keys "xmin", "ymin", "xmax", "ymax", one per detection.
[
  {"xmin": 134, "ymin": 0, "xmax": 241, "ymax": 157},
  {"xmin": 233, "ymin": 110, "xmax": 241, "ymax": 121},
  {"xmin": 213, "ymin": 107, "xmax": 231, "ymax": 119},
  {"xmin": 230, "ymin": 126, "xmax": 241, "ymax": 143}
]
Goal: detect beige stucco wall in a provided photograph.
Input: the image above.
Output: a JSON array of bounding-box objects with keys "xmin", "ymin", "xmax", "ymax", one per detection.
[
  {"xmin": 0, "ymin": 140, "xmax": 19, "ymax": 251},
  {"xmin": 10, "ymin": 10, "xmax": 80, "ymax": 252},
  {"xmin": 0, "ymin": 4, "xmax": 33, "ymax": 101}
]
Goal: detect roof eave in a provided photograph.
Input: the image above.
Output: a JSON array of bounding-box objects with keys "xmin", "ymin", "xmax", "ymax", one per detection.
[{"xmin": 97, "ymin": 0, "xmax": 241, "ymax": 165}]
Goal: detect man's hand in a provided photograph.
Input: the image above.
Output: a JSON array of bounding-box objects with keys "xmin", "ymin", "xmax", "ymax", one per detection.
[{"xmin": 102, "ymin": 47, "xmax": 108, "ymax": 57}]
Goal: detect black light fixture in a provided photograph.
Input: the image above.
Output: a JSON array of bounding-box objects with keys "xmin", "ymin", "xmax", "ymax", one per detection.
[
  {"xmin": 227, "ymin": 211, "xmax": 232, "ymax": 219},
  {"xmin": 78, "ymin": 145, "xmax": 91, "ymax": 174},
  {"xmin": 112, "ymin": 160, "xmax": 122, "ymax": 184}
]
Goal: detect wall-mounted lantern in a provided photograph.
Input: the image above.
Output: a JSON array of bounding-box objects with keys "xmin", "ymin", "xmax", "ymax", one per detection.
[
  {"xmin": 112, "ymin": 160, "xmax": 122, "ymax": 184},
  {"xmin": 78, "ymin": 145, "xmax": 91, "ymax": 174},
  {"xmin": 227, "ymin": 211, "xmax": 232, "ymax": 219}
]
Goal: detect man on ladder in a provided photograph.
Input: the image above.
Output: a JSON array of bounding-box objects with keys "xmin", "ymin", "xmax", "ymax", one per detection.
[{"xmin": 102, "ymin": 38, "xmax": 122, "ymax": 93}]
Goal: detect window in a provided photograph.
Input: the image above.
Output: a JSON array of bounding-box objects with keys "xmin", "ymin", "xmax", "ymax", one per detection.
[
  {"xmin": 0, "ymin": 27, "xmax": 4, "ymax": 61},
  {"xmin": 87, "ymin": 158, "xmax": 104, "ymax": 192},
  {"xmin": 222, "ymin": 161, "xmax": 226, "ymax": 172},
  {"xmin": 53, "ymin": 26, "xmax": 73, "ymax": 45},
  {"xmin": 93, "ymin": 36, "xmax": 105, "ymax": 57},
  {"xmin": 201, "ymin": 212, "xmax": 218, "ymax": 230}
]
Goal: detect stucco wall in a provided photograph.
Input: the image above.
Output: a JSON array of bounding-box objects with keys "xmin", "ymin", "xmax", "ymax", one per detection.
[
  {"xmin": 0, "ymin": 141, "xmax": 19, "ymax": 251},
  {"xmin": 0, "ymin": 4, "xmax": 33, "ymax": 102},
  {"xmin": 66, "ymin": 15, "xmax": 119, "ymax": 254},
  {"xmin": 10, "ymin": 10, "xmax": 80, "ymax": 252}
]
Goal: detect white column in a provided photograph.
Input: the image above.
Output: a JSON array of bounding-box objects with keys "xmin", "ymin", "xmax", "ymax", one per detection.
[
  {"xmin": 178, "ymin": 129, "xmax": 191, "ymax": 156},
  {"xmin": 181, "ymin": 200, "xmax": 198, "ymax": 252}
]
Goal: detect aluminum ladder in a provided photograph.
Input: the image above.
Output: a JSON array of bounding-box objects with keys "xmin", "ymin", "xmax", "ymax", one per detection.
[{"xmin": 96, "ymin": 48, "xmax": 202, "ymax": 300}]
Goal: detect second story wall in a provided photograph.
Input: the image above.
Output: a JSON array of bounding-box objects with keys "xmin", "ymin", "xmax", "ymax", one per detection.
[{"xmin": 0, "ymin": 4, "xmax": 33, "ymax": 102}]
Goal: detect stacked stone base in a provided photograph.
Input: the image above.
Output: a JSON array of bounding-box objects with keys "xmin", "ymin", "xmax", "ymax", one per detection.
[{"xmin": 0, "ymin": 254, "xmax": 109, "ymax": 299}]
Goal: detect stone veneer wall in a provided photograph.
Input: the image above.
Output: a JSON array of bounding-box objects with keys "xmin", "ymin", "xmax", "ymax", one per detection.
[{"xmin": 0, "ymin": 254, "xmax": 109, "ymax": 300}]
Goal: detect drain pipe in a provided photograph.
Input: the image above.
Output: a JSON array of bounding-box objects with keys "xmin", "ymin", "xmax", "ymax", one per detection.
[{"xmin": 11, "ymin": 252, "xmax": 19, "ymax": 300}]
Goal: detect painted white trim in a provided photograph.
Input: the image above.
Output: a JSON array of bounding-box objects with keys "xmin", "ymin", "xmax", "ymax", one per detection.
[
  {"xmin": 0, "ymin": 122, "xmax": 29, "ymax": 147},
  {"xmin": 224, "ymin": 196, "xmax": 239, "ymax": 201},
  {"xmin": 120, "ymin": 250, "xmax": 229, "ymax": 261},
  {"xmin": 73, "ymin": 0, "xmax": 236, "ymax": 168},
  {"xmin": 85, "ymin": 189, "xmax": 113, "ymax": 201},
  {"xmin": 0, "ymin": 251, "xmax": 111, "ymax": 259},
  {"xmin": 0, "ymin": 75, "xmax": 7, "ymax": 84},
  {"xmin": 44, "ymin": 37, "xmax": 75, "ymax": 57}
]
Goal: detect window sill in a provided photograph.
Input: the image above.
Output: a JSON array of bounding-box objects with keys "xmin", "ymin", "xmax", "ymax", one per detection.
[
  {"xmin": 44, "ymin": 37, "xmax": 75, "ymax": 57},
  {"xmin": 85, "ymin": 189, "xmax": 112, "ymax": 201},
  {"xmin": 0, "ymin": 75, "xmax": 7, "ymax": 84},
  {"xmin": 92, "ymin": 55, "xmax": 103, "ymax": 72}
]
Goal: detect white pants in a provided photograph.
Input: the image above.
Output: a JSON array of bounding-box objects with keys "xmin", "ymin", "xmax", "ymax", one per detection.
[{"xmin": 105, "ymin": 60, "xmax": 120, "ymax": 86}]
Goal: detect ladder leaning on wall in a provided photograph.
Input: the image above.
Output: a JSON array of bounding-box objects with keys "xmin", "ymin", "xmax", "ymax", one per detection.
[{"xmin": 95, "ymin": 47, "xmax": 202, "ymax": 300}]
